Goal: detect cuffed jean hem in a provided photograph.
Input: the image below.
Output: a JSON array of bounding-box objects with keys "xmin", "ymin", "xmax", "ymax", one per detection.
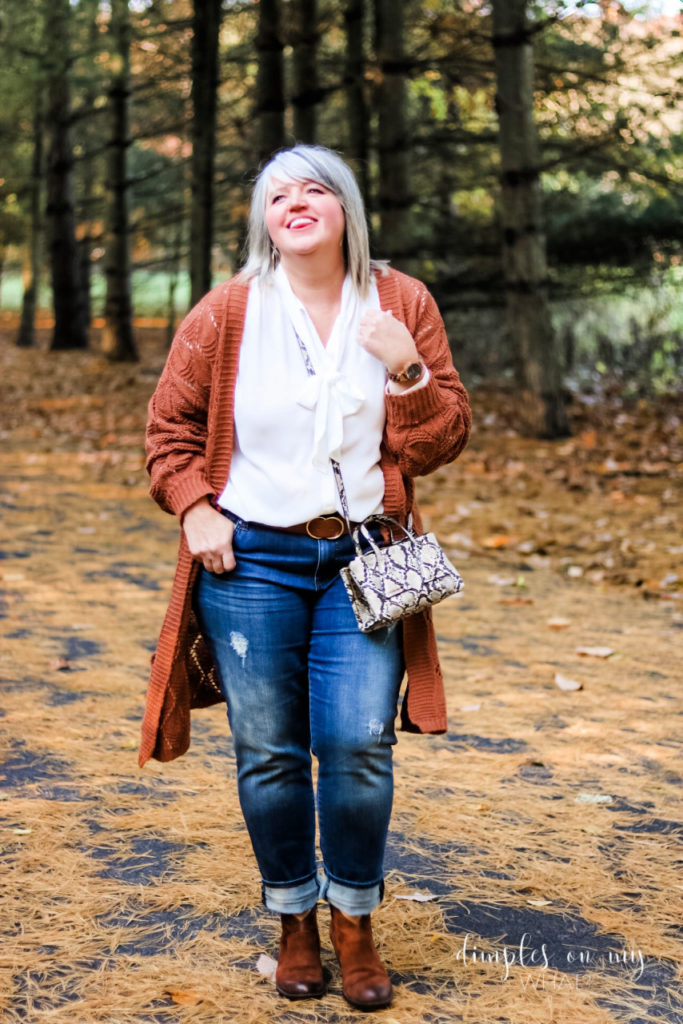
[
  {"xmin": 321, "ymin": 872, "xmax": 384, "ymax": 916},
  {"xmin": 262, "ymin": 876, "xmax": 320, "ymax": 914}
]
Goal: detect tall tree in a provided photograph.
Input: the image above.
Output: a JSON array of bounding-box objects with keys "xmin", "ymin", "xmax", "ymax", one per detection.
[
  {"xmin": 344, "ymin": 0, "xmax": 370, "ymax": 203},
  {"xmin": 491, "ymin": 0, "xmax": 568, "ymax": 437},
  {"xmin": 255, "ymin": 0, "xmax": 286, "ymax": 162},
  {"xmin": 291, "ymin": 0, "xmax": 319, "ymax": 143},
  {"xmin": 102, "ymin": 0, "xmax": 137, "ymax": 361},
  {"xmin": 45, "ymin": 0, "xmax": 88, "ymax": 351},
  {"xmin": 190, "ymin": 0, "xmax": 223, "ymax": 306},
  {"xmin": 76, "ymin": 0, "xmax": 105, "ymax": 330},
  {"xmin": 16, "ymin": 84, "xmax": 45, "ymax": 349},
  {"xmin": 374, "ymin": 0, "xmax": 411, "ymax": 261}
]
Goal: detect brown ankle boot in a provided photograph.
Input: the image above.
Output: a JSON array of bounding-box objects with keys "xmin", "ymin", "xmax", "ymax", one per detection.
[
  {"xmin": 275, "ymin": 906, "xmax": 326, "ymax": 1000},
  {"xmin": 329, "ymin": 905, "xmax": 393, "ymax": 1010}
]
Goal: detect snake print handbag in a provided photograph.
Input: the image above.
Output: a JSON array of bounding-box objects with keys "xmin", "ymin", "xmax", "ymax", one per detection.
[{"xmin": 339, "ymin": 517, "xmax": 464, "ymax": 633}]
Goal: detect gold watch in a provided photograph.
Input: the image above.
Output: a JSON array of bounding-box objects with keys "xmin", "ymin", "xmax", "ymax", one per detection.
[{"xmin": 387, "ymin": 360, "xmax": 424, "ymax": 384}]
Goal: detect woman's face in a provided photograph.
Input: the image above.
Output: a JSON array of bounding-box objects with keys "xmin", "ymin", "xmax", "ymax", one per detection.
[{"xmin": 265, "ymin": 177, "xmax": 346, "ymax": 264}]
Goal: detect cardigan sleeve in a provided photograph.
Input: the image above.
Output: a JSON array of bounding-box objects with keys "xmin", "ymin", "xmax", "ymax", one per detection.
[
  {"xmin": 383, "ymin": 284, "xmax": 471, "ymax": 477},
  {"xmin": 145, "ymin": 293, "xmax": 222, "ymax": 519}
]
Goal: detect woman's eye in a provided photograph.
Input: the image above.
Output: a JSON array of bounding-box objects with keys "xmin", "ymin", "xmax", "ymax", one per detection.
[
  {"xmin": 307, "ymin": 186, "xmax": 324, "ymax": 194},
  {"xmin": 271, "ymin": 195, "xmax": 285, "ymax": 203}
]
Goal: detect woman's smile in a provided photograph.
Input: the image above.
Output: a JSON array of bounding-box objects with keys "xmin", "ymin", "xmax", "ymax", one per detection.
[{"xmin": 288, "ymin": 216, "xmax": 317, "ymax": 229}]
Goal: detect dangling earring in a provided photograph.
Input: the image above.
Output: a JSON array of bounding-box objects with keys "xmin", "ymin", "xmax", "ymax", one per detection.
[{"xmin": 270, "ymin": 243, "xmax": 280, "ymax": 270}]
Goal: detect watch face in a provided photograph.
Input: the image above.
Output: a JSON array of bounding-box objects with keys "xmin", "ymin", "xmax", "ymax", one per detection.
[{"xmin": 405, "ymin": 362, "xmax": 422, "ymax": 380}]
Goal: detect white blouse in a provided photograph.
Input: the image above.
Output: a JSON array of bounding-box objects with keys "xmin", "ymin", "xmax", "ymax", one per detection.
[{"xmin": 217, "ymin": 267, "xmax": 425, "ymax": 527}]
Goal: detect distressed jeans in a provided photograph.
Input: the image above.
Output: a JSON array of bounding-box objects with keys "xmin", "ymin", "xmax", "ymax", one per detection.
[{"xmin": 195, "ymin": 515, "xmax": 404, "ymax": 916}]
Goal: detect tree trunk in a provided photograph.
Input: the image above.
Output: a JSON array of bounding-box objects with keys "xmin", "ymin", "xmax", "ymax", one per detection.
[
  {"xmin": 190, "ymin": 0, "xmax": 223, "ymax": 307},
  {"xmin": 491, "ymin": 0, "xmax": 568, "ymax": 437},
  {"xmin": 292, "ymin": 0, "xmax": 319, "ymax": 143},
  {"xmin": 45, "ymin": 0, "xmax": 88, "ymax": 351},
  {"xmin": 76, "ymin": 0, "xmax": 103, "ymax": 331},
  {"xmin": 102, "ymin": 0, "xmax": 137, "ymax": 362},
  {"xmin": 16, "ymin": 84, "xmax": 46, "ymax": 349},
  {"xmin": 344, "ymin": 0, "xmax": 370, "ymax": 204},
  {"xmin": 166, "ymin": 220, "xmax": 184, "ymax": 347},
  {"xmin": 255, "ymin": 0, "xmax": 286, "ymax": 162},
  {"xmin": 374, "ymin": 0, "xmax": 411, "ymax": 262}
]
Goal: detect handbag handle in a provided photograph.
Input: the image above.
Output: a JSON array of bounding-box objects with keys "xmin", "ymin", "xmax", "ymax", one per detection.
[{"xmin": 351, "ymin": 514, "xmax": 415, "ymax": 557}]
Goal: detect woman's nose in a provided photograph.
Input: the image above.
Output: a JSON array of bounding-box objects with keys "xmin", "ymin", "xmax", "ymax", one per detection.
[{"xmin": 288, "ymin": 189, "xmax": 307, "ymax": 209}]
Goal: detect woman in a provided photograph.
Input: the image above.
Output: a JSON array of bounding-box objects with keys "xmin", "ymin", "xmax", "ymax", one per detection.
[{"xmin": 140, "ymin": 145, "xmax": 471, "ymax": 1010}]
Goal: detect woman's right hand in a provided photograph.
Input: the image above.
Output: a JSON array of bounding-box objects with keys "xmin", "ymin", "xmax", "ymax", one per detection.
[{"xmin": 182, "ymin": 497, "xmax": 236, "ymax": 573}]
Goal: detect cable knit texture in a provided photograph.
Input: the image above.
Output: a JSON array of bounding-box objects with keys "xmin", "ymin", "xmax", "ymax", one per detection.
[{"xmin": 139, "ymin": 267, "xmax": 471, "ymax": 766}]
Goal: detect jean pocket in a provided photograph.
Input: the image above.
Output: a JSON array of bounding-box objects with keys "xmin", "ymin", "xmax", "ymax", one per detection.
[{"xmin": 218, "ymin": 507, "xmax": 247, "ymax": 530}]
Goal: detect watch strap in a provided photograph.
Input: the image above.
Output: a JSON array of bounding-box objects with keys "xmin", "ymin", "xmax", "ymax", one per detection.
[{"xmin": 387, "ymin": 360, "xmax": 424, "ymax": 384}]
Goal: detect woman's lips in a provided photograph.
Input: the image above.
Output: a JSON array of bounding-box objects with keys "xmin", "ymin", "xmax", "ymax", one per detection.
[{"xmin": 288, "ymin": 217, "xmax": 316, "ymax": 229}]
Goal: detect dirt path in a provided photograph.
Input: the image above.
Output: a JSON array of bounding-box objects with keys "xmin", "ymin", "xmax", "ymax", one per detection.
[{"xmin": 1, "ymin": 336, "xmax": 681, "ymax": 1023}]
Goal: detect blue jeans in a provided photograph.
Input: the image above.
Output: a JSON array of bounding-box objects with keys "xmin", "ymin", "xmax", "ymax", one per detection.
[{"xmin": 194, "ymin": 515, "xmax": 404, "ymax": 916}]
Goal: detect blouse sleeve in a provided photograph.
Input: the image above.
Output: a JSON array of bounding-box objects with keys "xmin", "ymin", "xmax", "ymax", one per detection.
[{"xmin": 383, "ymin": 285, "xmax": 471, "ymax": 478}]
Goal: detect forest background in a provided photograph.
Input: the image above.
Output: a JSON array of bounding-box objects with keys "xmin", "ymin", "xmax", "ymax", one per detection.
[{"xmin": 0, "ymin": 0, "xmax": 681, "ymax": 438}]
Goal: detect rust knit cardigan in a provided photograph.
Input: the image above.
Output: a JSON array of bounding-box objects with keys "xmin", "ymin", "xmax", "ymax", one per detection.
[{"xmin": 139, "ymin": 267, "xmax": 471, "ymax": 767}]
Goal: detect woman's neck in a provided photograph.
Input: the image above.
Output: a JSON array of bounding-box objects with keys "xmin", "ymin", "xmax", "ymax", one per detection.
[
  {"xmin": 279, "ymin": 255, "xmax": 347, "ymax": 346},
  {"xmin": 279, "ymin": 254, "xmax": 346, "ymax": 308}
]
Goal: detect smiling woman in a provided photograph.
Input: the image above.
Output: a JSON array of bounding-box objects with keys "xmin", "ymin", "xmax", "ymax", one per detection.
[
  {"xmin": 140, "ymin": 144, "xmax": 471, "ymax": 1011},
  {"xmin": 266, "ymin": 181, "xmax": 346, "ymax": 255}
]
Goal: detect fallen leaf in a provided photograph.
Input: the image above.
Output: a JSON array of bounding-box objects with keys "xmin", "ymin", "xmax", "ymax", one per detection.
[
  {"xmin": 576, "ymin": 646, "xmax": 614, "ymax": 658},
  {"xmin": 567, "ymin": 566, "xmax": 584, "ymax": 578},
  {"xmin": 463, "ymin": 459, "xmax": 487, "ymax": 475},
  {"xmin": 481, "ymin": 534, "xmax": 513, "ymax": 549},
  {"xmin": 164, "ymin": 989, "xmax": 204, "ymax": 1007},
  {"xmin": 575, "ymin": 792, "xmax": 613, "ymax": 805},
  {"xmin": 499, "ymin": 597, "xmax": 533, "ymax": 605},
  {"xmin": 527, "ymin": 899, "xmax": 552, "ymax": 907},
  {"xmin": 442, "ymin": 531, "xmax": 475, "ymax": 549},
  {"xmin": 466, "ymin": 802, "xmax": 490, "ymax": 812},
  {"xmin": 555, "ymin": 673, "xmax": 583, "ymax": 691},
  {"xmin": 393, "ymin": 891, "xmax": 438, "ymax": 903},
  {"xmin": 547, "ymin": 617, "xmax": 571, "ymax": 629},
  {"xmin": 516, "ymin": 540, "xmax": 537, "ymax": 555},
  {"xmin": 256, "ymin": 954, "xmax": 277, "ymax": 980},
  {"xmin": 11, "ymin": 828, "xmax": 33, "ymax": 835},
  {"xmin": 49, "ymin": 657, "xmax": 71, "ymax": 672}
]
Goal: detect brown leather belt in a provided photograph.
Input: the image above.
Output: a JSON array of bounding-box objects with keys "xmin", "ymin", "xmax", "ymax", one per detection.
[{"xmin": 279, "ymin": 514, "xmax": 354, "ymax": 540}]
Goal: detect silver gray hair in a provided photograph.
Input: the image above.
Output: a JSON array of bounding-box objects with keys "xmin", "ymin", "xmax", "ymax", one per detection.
[{"xmin": 242, "ymin": 145, "xmax": 377, "ymax": 297}]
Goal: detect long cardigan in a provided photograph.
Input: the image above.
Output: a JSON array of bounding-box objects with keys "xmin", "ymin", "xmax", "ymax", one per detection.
[{"xmin": 139, "ymin": 267, "xmax": 471, "ymax": 767}]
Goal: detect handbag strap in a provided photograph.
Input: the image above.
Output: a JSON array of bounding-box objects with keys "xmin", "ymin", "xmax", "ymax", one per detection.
[{"xmin": 290, "ymin": 323, "xmax": 354, "ymax": 534}]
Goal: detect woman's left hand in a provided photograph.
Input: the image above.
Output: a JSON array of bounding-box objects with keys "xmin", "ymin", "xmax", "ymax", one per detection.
[{"xmin": 357, "ymin": 310, "xmax": 420, "ymax": 376}]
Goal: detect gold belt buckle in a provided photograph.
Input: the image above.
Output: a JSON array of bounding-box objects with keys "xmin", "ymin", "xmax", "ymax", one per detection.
[{"xmin": 305, "ymin": 515, "xmax": 345, "ymax": 540}]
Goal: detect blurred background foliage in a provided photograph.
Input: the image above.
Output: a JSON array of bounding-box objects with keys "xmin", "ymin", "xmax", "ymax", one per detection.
[{"xmin": 0, "ymin": 0, "xmax": 680, "ymax": 409}]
